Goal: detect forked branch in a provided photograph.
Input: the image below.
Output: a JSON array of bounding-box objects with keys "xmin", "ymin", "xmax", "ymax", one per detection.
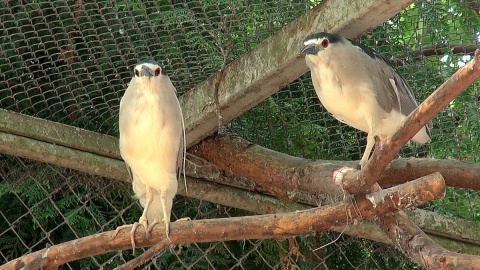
[
  {"xmin": 6, "ymin": 173, "xmax": 444, "ymax": 270},
  {"xmin": 117, "ymin": 173, "xmax": 446, "ymax": 269}
]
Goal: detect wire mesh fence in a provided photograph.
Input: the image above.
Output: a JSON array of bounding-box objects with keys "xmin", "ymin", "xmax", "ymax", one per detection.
[{"xmin": 0, "ymin": 0, "xmax": 479, "ymax": 269}]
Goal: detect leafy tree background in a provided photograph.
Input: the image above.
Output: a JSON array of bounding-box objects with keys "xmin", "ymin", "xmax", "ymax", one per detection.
[{"xmin": 0, "ymin": 0, "xmax": 479, "ymax": 268}]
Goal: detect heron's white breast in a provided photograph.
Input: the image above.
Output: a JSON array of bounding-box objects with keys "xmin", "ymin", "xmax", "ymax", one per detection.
[
  {"xmin": 308, "ymin": 61, "xmax": 376, "ymax": 133},
  {"xmin": 119, "ymin": 84, "xmax": 181, "ymax": 181}
]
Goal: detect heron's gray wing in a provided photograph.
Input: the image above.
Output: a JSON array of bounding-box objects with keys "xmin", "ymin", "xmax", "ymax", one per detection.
[
  {"xmin": 368, "ymin": 58, "xmax": 399, "ymax": 113},
  {"xmin": 392, "ymin": 72, "xmax": 418, "ymax": 115},
  {"xmin": 392, "ymin": 72, "xmax": 433, "ymax": 128},
  {"xmin": 353, "ymin": 40, "xmax": 400, "ymax": 114}
]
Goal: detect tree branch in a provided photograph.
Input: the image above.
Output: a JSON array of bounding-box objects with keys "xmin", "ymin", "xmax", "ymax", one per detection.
[
  {"xmin": 4, "ymin": 127, "xmax": 480, "ymax": 249},
  {"xmin": 394, "ymin": 44, "xmax": 479, "ymax": 66},
  {"xmin": 191, "ymin": 133, "xmax": 480, "ymax": 201},
  {"xmin": 6, "ymin": 173, "xmax": 445, "ymax": 270},
  {"xmin": 465, "ymin": 0, "xmax": 480, "ymax": 16},
  {"xmin": 411, "ymin": 44, "xmax": 479, "ymax": 57},
  {"xmin": 376, "ymin": 212, "xmax": 480, "ymax": 269}
]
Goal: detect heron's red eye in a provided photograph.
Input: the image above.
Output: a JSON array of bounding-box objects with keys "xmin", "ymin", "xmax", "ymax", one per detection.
[
  {"xmin": 321, "ymin": 39, "xmax": 329, "ymax": 48},
  {"xmin": 154, "ymin": 68, "xmax": 161, "ymax": 76},
  {"xmin": 134, "ymin": 69, "xmax": 139, "ymax": 77}
]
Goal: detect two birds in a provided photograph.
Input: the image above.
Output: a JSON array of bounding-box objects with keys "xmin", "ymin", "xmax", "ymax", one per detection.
[{"xmin": 116, "ymin": 32, "xmax": 430, "ymax": 247}]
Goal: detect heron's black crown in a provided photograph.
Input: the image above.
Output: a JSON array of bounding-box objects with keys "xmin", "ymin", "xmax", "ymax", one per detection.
[{"xmin": 136, "ymin": 59, "xmax": 167, "ymax": 75}]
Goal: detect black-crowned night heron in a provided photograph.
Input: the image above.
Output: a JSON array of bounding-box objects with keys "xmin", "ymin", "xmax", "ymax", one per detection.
[
  {"xmin": 301, "ymin": 32, "xmax": 431, "ymax": 166},
  {"xmin": 115, "ymin": 59, "xmax": 185, "ymax": 249}
]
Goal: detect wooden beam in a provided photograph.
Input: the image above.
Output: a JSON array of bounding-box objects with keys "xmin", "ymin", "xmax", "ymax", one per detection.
[
  {"xmin": 181, "ymin": 0, "xmax": 418, "ymax": 146},
  {"xmin": 0, "ymin": 109, "xmax": 120, "ymax": 159},
  {"xmin": 0, "ymin": 130, "xmax": 126, "ymax": 180}
]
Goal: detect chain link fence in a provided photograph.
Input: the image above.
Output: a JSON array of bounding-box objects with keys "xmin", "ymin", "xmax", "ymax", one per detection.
[{"xmin": 1, "ymin": 0, "xmax": 479, "ymax": 269}]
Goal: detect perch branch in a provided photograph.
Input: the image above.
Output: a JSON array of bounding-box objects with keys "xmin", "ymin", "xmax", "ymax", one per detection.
[
  {"xmin": 191, "ymin": 133, "xmax": 480, "ymax": 201},
  {"xmin": 0, "ymin": 109, "xmax": 120, "ymax": 159},
  {"xmin": 191, "ymin": 134, "xmax": 480, "ymax": 257},
  {"xmin": 411, "ymin": 44, "xmax": 479, "ymax": 57},
  {"xmin": 377, "ymin": 212, "xmax": 480, "ymax": 269},
  {"xmin": 7, "ymin": 173, "xmax": 445, "ymax": 270},
  {"xmin": 466, "ymin": 0, "xmax": 480, "ymax": 16},
  {"xmin": 342, "ymin": 49, "xmax": 480, "ymax": 194}
]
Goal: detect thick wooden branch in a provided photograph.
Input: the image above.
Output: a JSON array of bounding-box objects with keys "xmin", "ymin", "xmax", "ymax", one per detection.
[
  {"xmin": 191, "ymin": 133, "xmax": 480, "ymax": 266},
  {"xmin": 405, "ymin": 209, "xmax": 480, "ymax": 249},
  {"xmin": 377, "ymin": 212, "xmax": 480, "ymax": 269},
  {"xmin": 342, "ymin": 49, "xmax": 480, "ymax": 194},
  {"xmin": 122, "ymin": 173, "xmax": 448, "ymax": 270},
  {"xmin": 0, "ymin": 131, "xmax": 128, "ymax": 181},
  {"xmin": 0, "ymin": 109, "xmax": 119, "ymax": 159},
  {"xmin": 191, "ymin": 133, "xmax": 480, "ymax": 199},
  {"xmin": 4, "ymin": 174, "xmax": 445, "ymax": 270}
]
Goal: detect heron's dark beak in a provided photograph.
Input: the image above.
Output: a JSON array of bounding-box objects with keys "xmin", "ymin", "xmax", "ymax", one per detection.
[
  {"xmin": 139, "ymin": 65, "xmax": 153, "ymax": 77},
  {"xmin": 300, "ymin": 43, "xmax": 319, "ymax": 55}
]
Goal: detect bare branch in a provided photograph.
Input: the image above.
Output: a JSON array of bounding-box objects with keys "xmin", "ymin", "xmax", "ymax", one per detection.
[
  {"xmin": 376, "ymin": 212, "xmax": 480, "ymax": 269},
  {"xmin": 191, "ymin": 133, "xmax": 480, "ymax": 201},
  {"xmin": 393, "ymin": 44, "xmax": 479, "ymax": 66},
  {"xmin": 465, "ymin": 0, "xmax": 480, "ymax": 16},
  {"xmin": 4, "ymin": 173, "xmax": 445, "ymax": 270},
  {"xmin": 411, "ymin": 44, "xmax": 479, "ymax": 57}
]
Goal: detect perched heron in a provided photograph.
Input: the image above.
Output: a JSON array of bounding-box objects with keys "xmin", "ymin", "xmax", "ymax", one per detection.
[
  {"xmin": 115, "ymin": 59, "xmax": 185, "ymax": 249},
  {"xmin": 301, "ymin": 32, "xmax": 431, "ymax": 166}
]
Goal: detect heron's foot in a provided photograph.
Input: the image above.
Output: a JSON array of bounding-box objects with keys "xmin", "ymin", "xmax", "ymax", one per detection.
[
  {"xmin": 112, "ymin": 224, "xmax": 132, "ymax": 239},
  {"xmin": 123, "ymin": 216, "xmax": 148, "ymax": 253},
  {"xmin": 113, "ymin": 224, "xmax": 138, "ymax": 254},
  {"xmin": 175, "ymin": 217, "xmax": 191, "ymax": 222},
  {"xmin": 147, "ymin": 218, "xmax": 159, "ymax": 235}
]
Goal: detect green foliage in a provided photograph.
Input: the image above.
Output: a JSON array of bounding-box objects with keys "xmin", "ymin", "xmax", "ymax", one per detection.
[
  {"xmin": 0, "ymin": 161, "xmax": 137, "ymax": 266},
  {"xmin": 431, "ymin": 187, "xmax": 480, "ymax": 221}
]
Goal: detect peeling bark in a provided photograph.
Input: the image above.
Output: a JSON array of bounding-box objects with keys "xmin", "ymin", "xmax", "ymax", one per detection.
[{"xmin": 377, "ymin": 212, "xmax": 480, "ymax": 269}]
